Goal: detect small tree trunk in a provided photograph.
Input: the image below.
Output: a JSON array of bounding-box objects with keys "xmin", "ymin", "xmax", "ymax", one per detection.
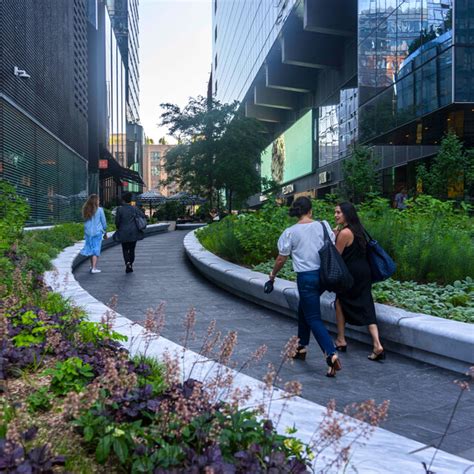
[{"xmin": 228, "ymin": 189, "xmax": 233, "ymax": 213}]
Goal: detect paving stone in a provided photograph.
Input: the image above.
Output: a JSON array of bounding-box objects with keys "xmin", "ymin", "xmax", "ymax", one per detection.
[{"xmin": 75, "ymin": 231, "xmax": 474, "ymax": 460}]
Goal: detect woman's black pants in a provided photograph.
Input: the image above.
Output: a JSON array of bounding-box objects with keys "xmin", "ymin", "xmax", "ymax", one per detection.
[{"xmin": 121, "ymin": 241, "xmax": 137, "ymax": 265}]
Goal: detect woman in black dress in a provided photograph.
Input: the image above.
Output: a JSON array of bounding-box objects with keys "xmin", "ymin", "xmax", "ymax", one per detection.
[{"xmin": 333, "ymin": 202, "xmax": 385, "ymax": 361}]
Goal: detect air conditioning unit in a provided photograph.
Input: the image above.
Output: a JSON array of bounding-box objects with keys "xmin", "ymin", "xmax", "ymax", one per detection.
[{"xmin": 319, "ymin": 171, "xmax": 332, "ymax": 185}]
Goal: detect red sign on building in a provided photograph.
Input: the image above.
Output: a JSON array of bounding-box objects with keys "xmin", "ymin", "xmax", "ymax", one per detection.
[{"xmin": 98, "ymin": 159, "xmax": 108, "ymax": 169}]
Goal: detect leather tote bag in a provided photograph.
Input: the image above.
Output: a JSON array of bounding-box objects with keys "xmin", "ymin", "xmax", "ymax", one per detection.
[
  {"xmin": 364, "ymin": 229, "xmax": 396, "ymax": 282},
  {"xmin": 318, "ymin": 221, "xmax": 354, "ymax": 293},
  {"xmin": 134, "ymin": 208, "xmax": 147, "ymax": 231}
]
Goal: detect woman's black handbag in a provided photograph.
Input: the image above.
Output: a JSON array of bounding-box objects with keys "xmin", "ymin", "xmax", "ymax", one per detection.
[
  {"xmin": 318, "ymin": 222, "xmax": 354, "ymax": 293},
  {"xmin": 364, "ymin": 230, "xmax": 396, "ymax": 282}
]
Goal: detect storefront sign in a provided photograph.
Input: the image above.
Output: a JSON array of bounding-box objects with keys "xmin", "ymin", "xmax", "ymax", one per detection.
[{"xmin": 282, "ymin": 184, "xmax": 294, "ymax": 195}]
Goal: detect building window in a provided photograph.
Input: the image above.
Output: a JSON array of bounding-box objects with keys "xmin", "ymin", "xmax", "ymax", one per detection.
[
  {"xmin": 215, "ymin": 53, "xmax": 217, "ymax": 70},
  {"xmin": 214, "ymin": 0, "xmax": 217, "ymax": 13},
  {"xmin": 214, "ymin": 26, "xmax": 217, "ymax": 42}
]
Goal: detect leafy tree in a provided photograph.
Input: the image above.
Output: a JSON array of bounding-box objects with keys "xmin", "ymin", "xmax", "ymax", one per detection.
[
  {"xmin": 160, "ymin": 96, "xmax": 266, "ymax": 210},
  {"xmin": 342, "ymin": 146, "xmax": 380, "ymax": 203},
  {"xmin": 417, "ymin": 132, "xmax": 474, "ymax": 200},
  {"xmin": 158, "ymin": 137, "xmax": 168, "ymax": 145},
  {"xmin": 216, "ymin": 113, "xmax": 267, "ymax": 211}
]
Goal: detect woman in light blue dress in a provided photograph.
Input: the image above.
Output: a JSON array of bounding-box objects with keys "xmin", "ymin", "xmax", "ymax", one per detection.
[{"xmin": 80, "ymin": 194, "xmax": 107, "ymax": 273}]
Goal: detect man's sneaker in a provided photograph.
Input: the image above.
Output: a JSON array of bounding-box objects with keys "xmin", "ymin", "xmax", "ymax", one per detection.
[
  {"xmin": 90, "ymin": 268, "xmax": 102, "ymax": 274},
  {"xmin": 125, "ymin": 263, "xmax": 133, "ymax": 273}
]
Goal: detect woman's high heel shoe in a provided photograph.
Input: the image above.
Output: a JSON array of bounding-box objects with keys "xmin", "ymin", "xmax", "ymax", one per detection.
[
  {"xmin": 335, "ymin": 344, "xmax": 347, "ymax": 353},
  {"xmin": 368, "ymin": 350, "xmax": 386, "ymax": 362},
  {"xmin": 326, "ymin": 354, "xmax": 342, "ymax": 377},
  {"xmin": 293, "ymin": 345, "xmax": 307, "ymax": 361}
]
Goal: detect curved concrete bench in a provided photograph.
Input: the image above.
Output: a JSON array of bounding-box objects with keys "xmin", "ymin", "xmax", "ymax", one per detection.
[
  {"xmin": 176, "ymin": 223, "xmax": 207, "ymax": 231},
  {"xmin": 184, "ymin": 230, "xmax": 474, "ymax": 374}
]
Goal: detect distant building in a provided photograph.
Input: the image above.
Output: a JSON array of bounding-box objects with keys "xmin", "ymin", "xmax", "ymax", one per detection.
[
  {"xmin": 143, "ymin": 144, "xmax": 179, "ymax": 196},
  {"xmin": 1, "ymin": 0, "xmax": 89, "ymax": 224},
  {"xmin": 212, "ymin": 0, "xmax": 474, "ymax": 202}
]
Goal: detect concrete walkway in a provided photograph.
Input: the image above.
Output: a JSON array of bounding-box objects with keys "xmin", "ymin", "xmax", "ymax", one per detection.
[{"xmin": 75, "ymin": 230, "xmax": 474, "ymax": 462}]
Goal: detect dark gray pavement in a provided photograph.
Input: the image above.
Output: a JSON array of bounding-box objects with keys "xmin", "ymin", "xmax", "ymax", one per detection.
[{"xmin": 75, "ymin": 230, "xmax": 474, "ymax": 461}]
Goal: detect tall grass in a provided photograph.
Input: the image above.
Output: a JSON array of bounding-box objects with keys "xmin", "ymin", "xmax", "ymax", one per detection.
[
  {"xmin": 365, "ymin": 214, "xmax": 474, "ymax": 284},
  {"xmin": 196, "ymin": 216, "xmax": 245, "ymax": 263},
  {"xmin": 197, "ymin": 196, "xmax": 474, "ymax": 285}
]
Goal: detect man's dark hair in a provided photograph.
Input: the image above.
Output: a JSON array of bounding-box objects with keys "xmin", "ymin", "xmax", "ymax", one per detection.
[{"xmin": 122, "ymin": 192, "xmax": 132, "ymax": 203}]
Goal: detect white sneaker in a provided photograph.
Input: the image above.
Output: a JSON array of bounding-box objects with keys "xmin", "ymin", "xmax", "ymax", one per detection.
[{"xmin": 90, "ymin": 268, "xmax": 102, "ymax": 274}]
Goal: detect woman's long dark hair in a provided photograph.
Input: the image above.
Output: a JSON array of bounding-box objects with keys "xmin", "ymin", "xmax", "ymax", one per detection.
[{"xmin": 338, "ymin": 202, "xmax": 367, "ymax": 249}]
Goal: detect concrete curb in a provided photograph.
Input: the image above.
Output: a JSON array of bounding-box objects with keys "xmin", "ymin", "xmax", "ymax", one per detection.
[
  {"xmin": 72, "ymin": 223, "xmax": 171, "ymax": 270},
  {"xmin": 176, "ymin": 223, "xmax": 207, "ymax": 231},
  {"xmin": 184, "ymin": 230, "xmax": 474, "ymax": 374}
]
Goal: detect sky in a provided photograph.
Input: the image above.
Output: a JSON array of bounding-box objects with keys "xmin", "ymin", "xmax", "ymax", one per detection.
[{"xmin": 139, "ymin": 0, "xmax": 212, "ymax": 143}]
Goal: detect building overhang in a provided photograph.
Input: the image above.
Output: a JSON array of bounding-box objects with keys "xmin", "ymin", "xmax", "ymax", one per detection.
[
  {"xmin": 99, "ymin": 148, "xmax": 145, "ymax": 185},
  {"xmin": 243, "ymin": 1, "xmax": 357, "ymax": 131}
]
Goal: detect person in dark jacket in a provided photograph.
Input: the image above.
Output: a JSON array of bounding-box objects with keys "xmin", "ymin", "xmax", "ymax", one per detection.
[{"xmin": 113, "ymin": 192, "xmax": 145, "ymax": 273}]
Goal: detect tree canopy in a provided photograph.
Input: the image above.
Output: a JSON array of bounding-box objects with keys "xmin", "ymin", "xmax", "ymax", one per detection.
[
  {"xmin": 417, "ymin": 132, "xmax": 474, "ymax": 200},
  {"xmin": 159, "ymin": 96, "xmax": 267, "ymax": 210},
  {"xmin": 342, "ymin": 145, "xmax": 380, "ymax": 203}
]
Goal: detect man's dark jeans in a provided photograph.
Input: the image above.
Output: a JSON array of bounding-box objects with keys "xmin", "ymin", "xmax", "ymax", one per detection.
[{"xmin": 296, "ymin": 270, "xmax": 336, "ymax": 356}]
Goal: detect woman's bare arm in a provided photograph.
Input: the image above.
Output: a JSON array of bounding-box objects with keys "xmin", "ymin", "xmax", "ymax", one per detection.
[{"xmin": 335, "ymin": 228, "xmax": 353, "ymax": 254}]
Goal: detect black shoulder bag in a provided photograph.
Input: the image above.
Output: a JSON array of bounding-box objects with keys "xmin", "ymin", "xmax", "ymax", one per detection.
[
  {"xmin": 318, "ymin": 221, "xmax": 354, "ymax": 293},
  {"xmin": 134, "ymin": 207, "xmax": 147, "ymax": 231}
]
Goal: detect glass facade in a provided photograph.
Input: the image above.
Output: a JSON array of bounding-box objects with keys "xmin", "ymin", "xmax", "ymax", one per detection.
[
  {"xmin": 358, "ymin": 0, "xmax": 454, "ymax": 143},
  {"xmin": 455, "ymin": 0, "xmax": 474, "ymax": 102},
  {"xmin": 105, "ymin": 10, "xmax": 127, "ymax": 166},
  {"xmin": 212, "ymin": 0, "xmax": 297, "ymax": 103},
  {"xmin": 106, "ymin": 0, "xmax": 140, "ymax": 122},
  {"xmin": 318, "ymin": 88, "xmax": 358, "ymax": 167}
]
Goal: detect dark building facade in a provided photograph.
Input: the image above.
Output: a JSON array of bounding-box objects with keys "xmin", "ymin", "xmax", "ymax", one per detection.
[
  {"xmin": 212, "ymin": 0, "xmax": 474, "ymax": 202},
  {"xmin": 1, "ymin": 0, "xmax": 89, "ymax": 224},
  {"xmin": 87, "ymin": 0, "xmax": 143, "ymax": 206}
]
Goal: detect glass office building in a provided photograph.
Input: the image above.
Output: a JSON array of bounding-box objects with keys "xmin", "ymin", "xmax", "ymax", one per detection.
[
  {"xmin": 106, "ymin": 0, "xmax": 144, "ymax": 191},
  {"xmin": 86, "ymin": 0, "xmax": 143, "ymax": 206},
  {"xmin": 212, "ymin": 0, "xmax": 474, "ymax": 200}
]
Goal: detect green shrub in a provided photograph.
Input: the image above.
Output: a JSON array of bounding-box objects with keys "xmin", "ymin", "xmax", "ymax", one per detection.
[
  {"xmin": 27, "ymin": 387, "xmax": 54, "ymax": 412},
  {"xmin": 196, "ymin": 216, "xmax": 246, "ymax": 263},
  {"xmin": 0, "ymin": 180, "xmax": 29, "ymax": 253},
  {"xmin": 44, "ymin": 357, "xmax": 95, "ymax": 395},
  {"xmin": 372, "ymin": 277, "xmax": 474, "ymax": 323}
]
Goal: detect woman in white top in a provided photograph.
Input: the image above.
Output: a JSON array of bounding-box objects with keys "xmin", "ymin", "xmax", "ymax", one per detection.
[{"xmin": 269, "ymin": 197, "xmax": 341, "ymax": 377}]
